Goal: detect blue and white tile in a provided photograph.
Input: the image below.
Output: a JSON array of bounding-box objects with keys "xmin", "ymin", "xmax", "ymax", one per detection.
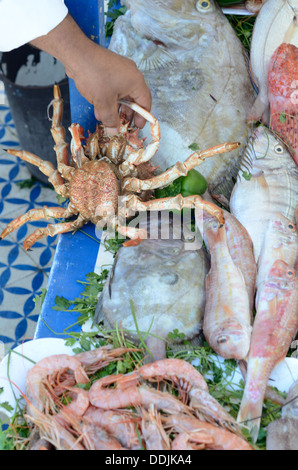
[{"xmin": 0, "ymin": 81, "xmax": 58, "ymax": 353}]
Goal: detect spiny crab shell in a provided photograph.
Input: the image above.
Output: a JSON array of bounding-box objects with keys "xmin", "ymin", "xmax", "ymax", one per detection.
[{"xmin": 0, "ymin": 85, "xmax": 240, "ymax": 250}]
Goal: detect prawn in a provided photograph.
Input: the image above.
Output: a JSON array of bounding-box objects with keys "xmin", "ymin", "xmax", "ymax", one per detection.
[
  {"xmin": 25, "ymin": 406, "xmax": 86, "ymax": 450},
  {"xmin": 84, "ymin": 406, "xmax": 142, "ymax": 450},
  {"xmin": 139, "ymin": 405, "xmax": 171, "ymax": 450},
  {"xmin": 165, "ymin": 414, "xmax": 253, "ymax": 450},
  {"xmin": 90, "ymin": 358, "xmax": 238, "ymax": 431},
  {"xmin": 171, "ymin": 432, "xmax": 211, "ymax": 450},
  {"xmin": 55, "ymin": 388, "xmax": 90, "ymax": 428},
  {"xmin": 81, "ymin": 422, "xmax": 127, "ymax": 450},
  {"xmin": 89, "ymin": 383, "xmax": 191, "ymax": 415},
  {"xmin": 75, "ymin": 345, "xmax": 139, "ymax": 375},
  {"xmin": 136, "ymin": 359, "xmax": 239, "ymax": 431},
  {"xmin": 26, "ymin": 354, "xmax": 89, "ymax": 419}
]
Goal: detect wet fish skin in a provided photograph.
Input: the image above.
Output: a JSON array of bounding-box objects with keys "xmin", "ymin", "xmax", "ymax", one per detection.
[
  {"xmin": 95, "ymin": 236, "xmax": 209, "ymax": 361},
  {"xmin": 268, "ymin": 43, "xmax": 298, "ymax": 165},
  {"xmin": 237, "ymin": 260, "xmax": 298, "ymax": 443},
  {"xmin": 257, "ymin": 211, "xmax": 298, "ymax": 290},
  {"xmin": 230, "ymin": 125, "xmax": 298, "ymax": 262},
  {"xmin": 202, "ymin": 217, "xmax": 252, "ymax": 360},
  {"xmin": 202, "ymin": 203, "xmax": 257, "ymax": 317},
  {"xmin": 223, "ymin": 210, "xmax": 257, "ymax": 316},
  {"xmin": 110, "ymin": 0, "xmax": 255, "ymax": 194}
]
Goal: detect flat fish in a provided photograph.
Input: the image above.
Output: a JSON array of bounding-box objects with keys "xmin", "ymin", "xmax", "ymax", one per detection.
[
  {"xmin": 268, "ymin": 43, "xmax": 298, "ymax": 165},
  {"xmin": 202, "ymin": 217, "xmax": 252, "ymax": 360},
  {"xmin": 237, "ymin": 260, "xmax": 298, "ymax": 443},
  {"xmin": 95, "ymin": 229, "xmax": 209, "ymax": 361},
  {"xmin": 248, "ymin": 0, "xmax": 298, "ymax": 123},
  {"xmin": 109, "ymin": 0, "xmax": 255, "ymax": 196},
  {"xmin": 229, "ymin": 125, "xmax": 298, "ymax": 262}
]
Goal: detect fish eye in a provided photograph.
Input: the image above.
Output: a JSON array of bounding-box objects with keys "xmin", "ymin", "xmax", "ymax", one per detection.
[
  {"xmin": 274, "ymin": 143, "xmax": 284, "ymax": 154},
  {"xmin": 286, "ymin": 269, "xmax": 295, "ymax": 278},
  {"xmin": 196, "ymin": 0, "xmax": 212, "ymax": 11},
  {"xmin": 288, "ymin": 223, "xmax": 295, "ymax": 231}
]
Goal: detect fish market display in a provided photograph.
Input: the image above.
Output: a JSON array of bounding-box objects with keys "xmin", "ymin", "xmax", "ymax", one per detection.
[
  {"xmin": 256, "ymin": 211, "xmax": 298, "ymax": 288},
  {"xmin": 248, "ymin": 0, "xmax": 298, "ymax": 123},
  {"xmin": 109, "ymin": 0, "xmax": 255, "ymax": 195},
  {"xmin": 202, "ymin": 217, "xmax": 252, "ymax": 360},
  {"xmin": 268, "ymin": 43, "xmax": 298, "ymax": 165},
  {"xmin": 23, "ymin": 349, "xmax": 253, "ymax": 450},
  {"xmin": 237, "ymin": 260, "xmax": 298, "ymax": 442},
  {"xmin": 229, "ymin": 125, "xmax": 298, "ymax": 262},
  {"xmin": 95, "ymin": 236, "xmax": 210, "ymax": 361}
]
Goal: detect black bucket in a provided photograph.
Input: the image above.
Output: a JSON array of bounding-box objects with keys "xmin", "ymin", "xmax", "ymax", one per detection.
[{"xmin": 0, "ymin": 44, "xmax": 71, "ymax": 184}]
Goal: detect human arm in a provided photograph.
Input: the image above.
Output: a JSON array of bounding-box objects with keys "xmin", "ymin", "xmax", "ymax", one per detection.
[{"xmin": 30, "ymin": 14, "xmax": 152, "ymax": 132}]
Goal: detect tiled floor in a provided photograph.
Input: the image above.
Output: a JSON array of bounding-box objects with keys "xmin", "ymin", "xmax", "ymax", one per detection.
[{"xmin": 0, "ymin": 81, "xmax": 58, "ymax": 354}]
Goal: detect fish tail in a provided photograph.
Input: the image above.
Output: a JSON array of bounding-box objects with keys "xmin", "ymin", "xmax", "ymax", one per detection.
[
  {"xmin": 237, "ymin": 392, "xmax": 263, "ymax": 444},
  {"xmin": 237, "ymin": 357, "xmax": 270, "ymax": 443}
]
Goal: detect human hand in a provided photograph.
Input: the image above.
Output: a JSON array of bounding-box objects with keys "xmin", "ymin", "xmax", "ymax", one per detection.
[
  {"xmin": 31, "ymin": 14, "xmax": 151, "ymax": 134},
  {"xmin": 67, "ymin": 45, "xmax": 152, "ymax": 135}
]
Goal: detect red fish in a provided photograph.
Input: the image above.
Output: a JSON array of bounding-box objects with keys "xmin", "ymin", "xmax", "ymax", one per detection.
[
  {"xmin": 237, "ymin": 259, "xmax": 298, "ymax": 443},
  {"xmin": 268, "ymin": 43, "xmax": 298, "ymax": 165}
]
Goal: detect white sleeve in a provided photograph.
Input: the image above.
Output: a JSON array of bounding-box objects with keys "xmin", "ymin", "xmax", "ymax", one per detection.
[{"xmin": 0, "ymin": 0, "xmax": 68, "ymax": 52}]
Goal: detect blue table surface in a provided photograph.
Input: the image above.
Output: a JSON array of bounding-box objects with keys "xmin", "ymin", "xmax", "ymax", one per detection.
[{"xmin": 35, "ymin": 223, "xmax": 101, "ymax": 339}]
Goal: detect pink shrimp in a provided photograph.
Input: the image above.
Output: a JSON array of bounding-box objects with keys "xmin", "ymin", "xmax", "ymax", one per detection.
[
  {"xmin": 89, "ymin": 382, "xmax": 190, "ymax": 415},
  {"xmin": 140, "ymin": 405, "xmax": 171, "ymax": 450},
  {"xmin": 81, "ymin": 422, "xmax": 127, "ymax": 450},
  {"xmin": 165, "ymin": 414, "xmax": 253, "ymax": 450},
  {"xmin": 75, "ymin": 345, "xmax": 138, "ymax": 375},
  {"xmin": 84, "ymin": 406, "xmax": 142, "ymax": 450},
  {"xmin": 26, "ymin": 354, "xmax": 89, "ymax": 419}
]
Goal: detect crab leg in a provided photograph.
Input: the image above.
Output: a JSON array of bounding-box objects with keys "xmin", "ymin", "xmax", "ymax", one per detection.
[
  {"xmin": 50, "ymin": 84, "xmax": 70, "ymax": 169},
  {"xmin": 106, "ymin": 215, "xmax": 148, "ymax": 242},
  {"xmin": 21, "ymin": 214, "xmax": 87, "ymax": 251},
  {"xmin": 68, "ymin": 123, "xmax": 90, "ymax": 167},
  {"xmin": 122, "ymin": 141, "xmax": 241, "ymax": 193},
  {"xmin": 121, "ymin": 194, "xmax": 225, "ymax": 226},
  {"xmin": 6, "ymin": 149, "xmax": 69, "ymax": 198},
  {"xmin": 118, "ymin": 100, "xmax": 160, "ymax": 165},
  {"xmin": 0, "ymin": 205, "xmax": 78, "ymax": 245}
]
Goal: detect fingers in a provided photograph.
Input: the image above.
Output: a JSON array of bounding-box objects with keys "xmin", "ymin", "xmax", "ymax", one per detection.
[
  {"xmin": 90, "ymin": 49, "xmax": 152, "ymax": 134},
  {"xmin": 94, "ymin": 101, "xmax": 121, "ymax": 135}
]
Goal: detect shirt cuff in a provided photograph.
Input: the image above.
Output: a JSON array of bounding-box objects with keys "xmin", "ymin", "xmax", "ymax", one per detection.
[{"xmin": 0, "ymin": 0, "xmax": 68, "ymax": 52}]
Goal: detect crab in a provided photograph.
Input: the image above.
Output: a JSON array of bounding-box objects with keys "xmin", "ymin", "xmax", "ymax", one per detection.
[{"xmin": 0, "ymin": 85, "xmax": 240, "ymax": 251}]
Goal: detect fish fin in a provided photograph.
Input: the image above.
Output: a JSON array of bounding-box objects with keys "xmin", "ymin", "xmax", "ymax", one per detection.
[
  {"xmin": 144, "ymin": 335, "xmax": 167, "ymax": 363},
  {"xmin": 247, "ymin": 93, "xmax": 269, "ymax": 123},
  {"xmin": 137, "ymin": 46, "xmax": 176, "ymax": 71},
  {"xmin": 94, "ymin": 293, "xmax": 104, "ymax": 324},
  {"xmin": 235, "ymin": 265, "xmax": 247, "ymax": 290},
  {"xmin": 209, "ymin": 165, "xmax": 238, "ymax": 202},
  {"xmin": 237, "ymin": 396, "xmax": 262, "ymax": 444}
]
